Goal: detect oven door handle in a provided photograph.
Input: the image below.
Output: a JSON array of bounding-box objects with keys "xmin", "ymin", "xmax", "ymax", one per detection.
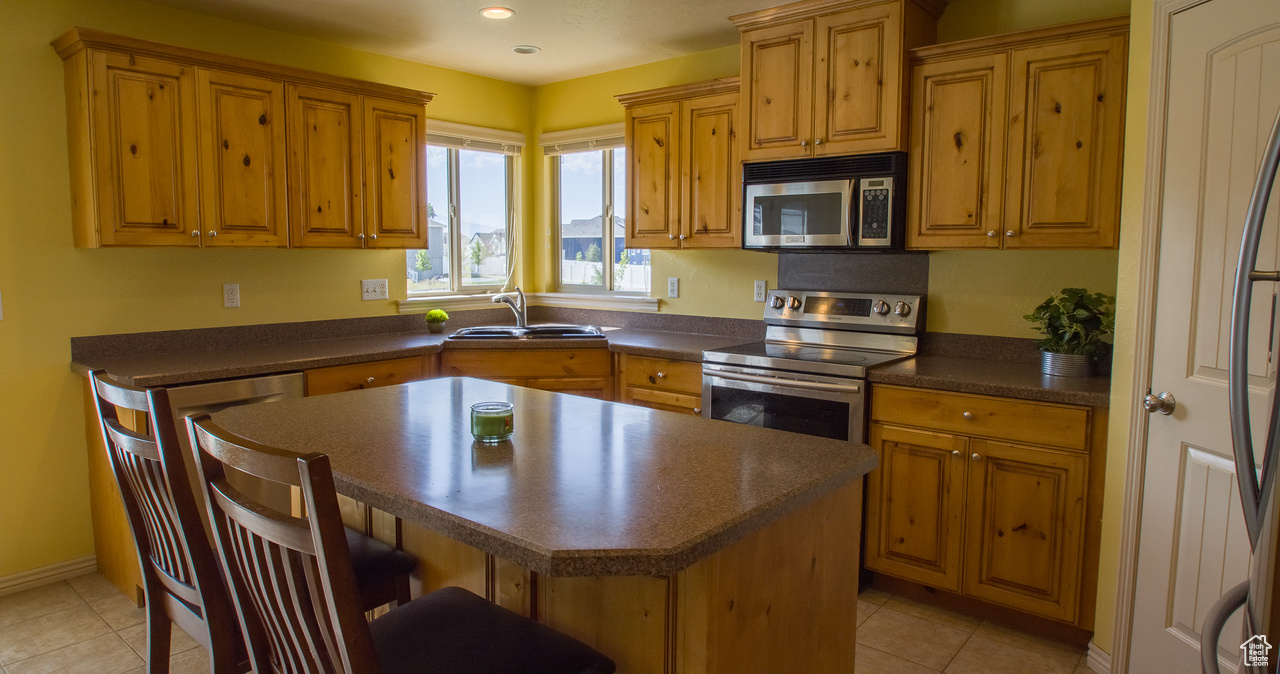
[{"xmin": 707, "ymin": 369, "xmax": 861, "ymax": 394}]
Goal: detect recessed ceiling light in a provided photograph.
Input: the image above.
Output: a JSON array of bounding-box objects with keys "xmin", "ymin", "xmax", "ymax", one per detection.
[
  {"xmin": 511, "ymin": 45, "xmax": 541, "ymax": 55},
  {"xmin": 481, "ymin": 7, "xmax": 514, "ymax": 19}
]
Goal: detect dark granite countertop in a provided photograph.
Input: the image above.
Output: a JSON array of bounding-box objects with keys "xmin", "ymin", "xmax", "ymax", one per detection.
[
  {"xmin": 868, "ymin": 355, "xmax": 1112, "ymax": 408},
  {"xmin": 213, "ymin": 377, "xmax": 877, "ymax": 576},
  {"xmin": 602, "ymin": 327, "xmax": 754, "ymax": 361}
]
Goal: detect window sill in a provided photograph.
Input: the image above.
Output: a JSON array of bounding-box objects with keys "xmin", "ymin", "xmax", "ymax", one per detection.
[{"xmin": 398, "ymin": 292, "xmax": 658, "ymax": 314}]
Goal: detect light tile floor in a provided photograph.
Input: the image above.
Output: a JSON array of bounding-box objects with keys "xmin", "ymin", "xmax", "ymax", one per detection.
[
  {"xmin": 856, "ymin": 587, "xmax": 1097, "ymax": 674},
  {"xmin": 0, "ymin": 573, "xmax": 1096, "ymax": 673}
]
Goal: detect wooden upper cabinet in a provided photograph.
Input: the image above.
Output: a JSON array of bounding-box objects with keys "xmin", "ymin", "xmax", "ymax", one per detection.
[
  {"xmin": 363, "ymin": 97, "xmax": 429, "ymax": 249},
  {"xmin": 53, "ymin": 28, "xmax": 434, "ymax": 249},
  {"xmin": 196, "ymin": 69, "xmax": 287, "ymax": 247},
  {"xmin": 625, "ymin": 101, "xmax": 681, "ymax": 248},
  {"xmin": 1004, "ymin": 34, "xmax": 1127, "ymax": 249},
  {"xmin": 733, "ymin": 0, "xmax": 942, "ymax": 163},
  {"xmin": 907, "ymin": 53, "xmax": 1007, "ymax": 248},
  {"xmin": 84, "ymin": 51, "xmax": 201, "ymax": 247},
  {"xmin": 740, "ymin": 21, "xmax": 814, "ymax": 161},
  {"xmin": 618, "ymin": 79, "xmax": 741, "ymax": 250},
  {"xmin": 287, "ymin": 84, "xmax": 363, "ymax": 248},
  {"xmin": 681, "ymin": 92, "xmax": 741, "ymax": 247},
  {"xmin": 963, "ymin": 438, "xmax": 1088, "ymax": 623},
  {"xmin": 907, "ymin": 17, "xmax": 1128, "ymax": 250}
]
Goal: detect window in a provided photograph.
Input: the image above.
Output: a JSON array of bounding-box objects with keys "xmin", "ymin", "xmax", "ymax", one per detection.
[
  {"xmin": 544, "ymin": 125, "xmax": 650, "ymax": 293},
  {"xmin": 407, "ymin": 122, "xmax": 521, "ymax": 295}
]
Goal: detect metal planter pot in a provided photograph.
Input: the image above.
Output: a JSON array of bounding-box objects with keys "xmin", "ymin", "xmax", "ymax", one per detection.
[
  {"xmin": 1041, "ymin": 350, "xmax": 1093, "ymax": 377},
  {"xmin": 427, "ymin": 322, "xmax": 446, "ymax": 334}
]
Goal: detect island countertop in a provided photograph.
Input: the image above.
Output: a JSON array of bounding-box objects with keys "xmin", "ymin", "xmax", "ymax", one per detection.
[{"xmin": 211, "ymin": 377, "xmax": 876, "ymax": 577}]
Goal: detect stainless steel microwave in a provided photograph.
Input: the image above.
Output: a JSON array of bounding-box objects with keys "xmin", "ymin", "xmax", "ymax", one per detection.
[{"xmin": 741, "ymin": 152, "xmax": 907, "ymax": 251}]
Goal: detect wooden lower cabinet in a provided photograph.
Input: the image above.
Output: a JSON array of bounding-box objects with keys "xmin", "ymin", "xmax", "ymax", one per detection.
[
  {"xmin": 866, "ymin": 384, "xmax": 1103, "ymax": 626},
  {"xmin": 441, "ymin": 348, "xmax": 614, "ymax": 401},
  {"xmin": 303, "ymin": 355, "xmax": 436, "ymax": 396},
  {"xmin": 618, "ymin": 354, "xmax": 703, "ymax": 415}
]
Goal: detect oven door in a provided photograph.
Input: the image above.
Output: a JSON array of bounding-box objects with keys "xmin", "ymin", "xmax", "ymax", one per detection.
[
  {"xmin": 701, "ymin": 364, "xmax": 865, "ymax": 443},
  {"xmin": 743, "ymin": 179, "xmax": 853, "ymax": 248}
]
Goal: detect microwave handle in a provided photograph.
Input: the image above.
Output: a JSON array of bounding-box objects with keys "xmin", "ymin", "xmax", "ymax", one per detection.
[{"xmin": 708, "ymin": 369, "xmax": 861, "ymax": 395}]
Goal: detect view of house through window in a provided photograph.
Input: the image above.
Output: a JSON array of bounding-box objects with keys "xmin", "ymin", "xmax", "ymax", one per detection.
[
  {"xmin": 407, "ymin": 146, "xmax": 510, "ymax": 293},
  {"xmin": 558, "ymin": 148, "xmax": 650, "ymax": 292}
]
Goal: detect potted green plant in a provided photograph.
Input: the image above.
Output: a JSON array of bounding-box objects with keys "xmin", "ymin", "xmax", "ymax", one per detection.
[
  {"xmin": 424, "ymin": 309, "xmax": 450, "ymax": 334},
  {"xmin": 1023, "ymin": 288, "xmax": 1115, "ymax": 377}
]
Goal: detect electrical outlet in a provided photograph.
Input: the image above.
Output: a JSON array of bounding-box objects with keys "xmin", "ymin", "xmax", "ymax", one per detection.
[
  {"xmin": 362, "ymin": 279, "xmax": 389, "ymax": 301},
  {"xmin": 667, "ymin": 277, "xmax": 679, "ymax": 299},
  {"xmin": 753, "ymin": 280, "xmax": 768, "ymax": 302},
  {"xmin": 223, "ymin": 283, "xmax": 240, "ymax": 308}
]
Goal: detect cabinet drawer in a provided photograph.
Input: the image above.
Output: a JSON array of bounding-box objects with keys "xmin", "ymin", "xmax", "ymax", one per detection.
[
  {"xmin": 305, "ymin": 356, "xmax": 425, "ymax": 396},
  {"xmin": 623, "ymin": 356, "xmax": 702, "ymax": 395},
  {"xmin": 623, "ymin": 386, "xmax": 702, "ymax": 415},
  {"xmin": 870, "ymin": 385, "xmax": 1089, "ymax": 451},
  {"xmin": 442, "ymin": 349, "xmax": 611, "ymax": 379}
]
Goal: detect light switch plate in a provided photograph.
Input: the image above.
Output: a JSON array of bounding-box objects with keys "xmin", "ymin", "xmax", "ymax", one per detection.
[
  {"xmin": 362, "ymin": 279, "xmax": 389, "ymax": 301},
  {"xmin": 753, "ymin": 280, "xmax": 768, "ymax": 302},
  {"xmin": 223, "ymin": 284, "xmax": 240, "ymax": 308},
  {"xmin": 667, "ymin": 277, "xmax": 679, "ymax": 298}
]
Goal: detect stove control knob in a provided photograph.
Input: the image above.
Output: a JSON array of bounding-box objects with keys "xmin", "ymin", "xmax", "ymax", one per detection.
[
  {"xmin": 770, "ymin": 296, "xmax": 785, "ymax": 310},
  {"xmin": 873, "ymin": 300, "xmax": 890, "ymax": 316},
  {"xmin": 787, "ymin": 296, "xmax": 802, "ymax": 311},
  {"xmin": 894, "ymin": 301, "xmax": 911, "ymax": 317}
]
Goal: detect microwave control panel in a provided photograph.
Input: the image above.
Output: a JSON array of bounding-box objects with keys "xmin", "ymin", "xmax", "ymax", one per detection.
[{"xmin": 856, "ymin": 177, "xmax": 894, "ymax": 248}]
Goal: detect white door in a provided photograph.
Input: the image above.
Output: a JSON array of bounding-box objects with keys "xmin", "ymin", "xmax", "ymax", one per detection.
[{"xmin": 1132, "ymin": 1, "xmax": 1280, "ymax": 671}]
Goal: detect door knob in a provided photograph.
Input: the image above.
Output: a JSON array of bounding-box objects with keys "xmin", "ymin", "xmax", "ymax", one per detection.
[{"xmin": 1143, "ymin": 391, "xmax": 1176, "ymax": 415}]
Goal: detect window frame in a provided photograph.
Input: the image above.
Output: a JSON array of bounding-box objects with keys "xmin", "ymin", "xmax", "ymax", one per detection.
[{"xmin": 553, "ymin": 147, "xmax": 647, "ymax": 294}]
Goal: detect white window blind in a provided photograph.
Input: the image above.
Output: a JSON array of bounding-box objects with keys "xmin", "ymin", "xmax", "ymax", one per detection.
[
  {"xmin": 540, "ymin": 123, "xmax": 625, "ymax": 156},
  {"xmin": 424, "ymin": 119, "xmax": 524, "ymax": 156}
]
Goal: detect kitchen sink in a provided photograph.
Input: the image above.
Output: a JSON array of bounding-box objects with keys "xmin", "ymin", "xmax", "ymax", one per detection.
[{"xmin": 449, "ymin": 324, "xmax": 606, "ymax": 340}]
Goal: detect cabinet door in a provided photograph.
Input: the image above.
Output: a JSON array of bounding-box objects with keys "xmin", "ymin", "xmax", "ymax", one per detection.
[
  {"xmin": 197, "ymin": 69, "xmax": 287, "ymax": 247},
  {"xmin": 741, "ymin": 20, "xmax": 814, "ymax": 161},
  {"xmin": 1004, "ymin": 35, "xmax": 1126, "ymax": 249},
  {"xmin": 304, "ymin": 356, "xmax": 426, "ymax": 396},
  {"xmin": 525, "ymin": 377, "xmax": 614, "ymax": 401},
  {"xmin": 287, "ymin": 84, "xmax": 364, "ymax": 248},
  {"xmin": 625, "ymin": 101, "xmax": 681, "ymax": 248},
  {"xmin": 90, "ymin": 51, "xmax": 200, "ymax": 246},
  {"xmin": 813, "ymin": 4, "xmax": 902, "ymax": 155},
  {"xmin": 865, "ymin": 423, "xmax": 968, "ymax": 592},
  {"xmin": 907, "ymin": 53, "xmax": 1008, "ymax": 249},
  {"xmin": 680, "ymin": 92, "xmax": 741, "ymax": 248},
  {"xmin": 621, "ymin": 386, "xmax": 702, "ymax": 415},
  {"xmin": 963, "ymin": 438, "xmax": 1088, "ymax": 622},
  {"xmin": 364, "ymin": 97, "xmax": 429, "ymax": 249}
]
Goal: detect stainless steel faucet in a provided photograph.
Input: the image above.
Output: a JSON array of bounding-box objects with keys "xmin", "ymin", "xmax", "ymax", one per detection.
[{"xmin": 492, "ymin": 287, "xmax": 527, "ymax": 328}]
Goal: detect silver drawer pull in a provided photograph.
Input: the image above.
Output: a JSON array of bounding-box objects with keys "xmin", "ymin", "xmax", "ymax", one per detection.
[
  {"xmin": 367, "ymin": 377, "xmax": 375, "ymax": 384},
  {"xmin": 962, "ymin": 411, "xmax": 974, "ymax": 420},
  {"xmin": 693, "ymin": 407, "xmax": 701, "ymax": 414},
  {"xmin": 656, "ymin": 372, "xmax": 666, "ymax": 379}
]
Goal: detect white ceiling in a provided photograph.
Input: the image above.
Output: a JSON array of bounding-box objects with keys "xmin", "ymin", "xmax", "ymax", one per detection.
[{"xmin": 142, "ymin": 0, "xmax": 783, "ymax": 85}]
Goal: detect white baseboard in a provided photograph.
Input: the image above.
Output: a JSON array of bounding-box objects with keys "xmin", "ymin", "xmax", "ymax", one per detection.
[
  {"xmin": 0, "ymin": 556, "xmax": 96, "ymax": 597},
  {"xmin": 1086, "ymin": 643, "xmax": 1113, "ymax": 673}
]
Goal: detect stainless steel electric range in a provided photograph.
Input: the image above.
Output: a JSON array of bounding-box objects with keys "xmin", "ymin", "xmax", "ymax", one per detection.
[{"xmin": 701, "ymin": 290, "xmax": 924, "ymax": 444}]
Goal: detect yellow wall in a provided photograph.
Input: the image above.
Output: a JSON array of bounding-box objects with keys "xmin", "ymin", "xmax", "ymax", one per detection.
[{"xmin": 0, "ymin": 0, "xmax": 533, "ymax": 578}]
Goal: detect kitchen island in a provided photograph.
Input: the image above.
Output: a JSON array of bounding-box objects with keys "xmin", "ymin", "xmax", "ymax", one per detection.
[{"xmin": 212, "ymin": 376, "xmax": 875, "ymax": 673}]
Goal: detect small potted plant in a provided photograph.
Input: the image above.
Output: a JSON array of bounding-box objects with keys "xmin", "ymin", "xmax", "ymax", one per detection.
[
  {"xmin": 1023, "ymin": 288, "xmax": 1115, "ymax": 377},
  {"xmin": 424, "ymin": 309, "xmax": 450, "ymax": 334}
]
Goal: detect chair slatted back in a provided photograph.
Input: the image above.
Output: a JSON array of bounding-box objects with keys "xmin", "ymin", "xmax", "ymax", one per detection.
[
  {"xmin": 88, "ymin": 371, "xmax": 246, "ymax": 670},
  {"xmin": 188, "ymin": 415, "xmax": 381, "ymax": 674}
]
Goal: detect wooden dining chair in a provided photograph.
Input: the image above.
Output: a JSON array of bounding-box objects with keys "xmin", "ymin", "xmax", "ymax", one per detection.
[
  {"xmin": 187, "ymin": 413, "xmax": 617, "ymax": 674},
  {"xmin": 90, "ymin": 371, "xmax": 419, "ymax": 673}
]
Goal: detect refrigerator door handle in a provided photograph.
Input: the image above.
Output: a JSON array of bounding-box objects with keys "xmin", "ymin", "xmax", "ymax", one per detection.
[
  {"xmin": 1200, "ymin": 579, "xmax": 1250, "ymax": 674},
  {"xmin": 1229, "ymin": 107, "xmax": 1280, "ymax": 547}
]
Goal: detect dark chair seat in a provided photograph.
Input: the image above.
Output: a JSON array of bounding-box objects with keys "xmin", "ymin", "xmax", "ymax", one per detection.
[
  {"xmin": 370, "ymin": 586, "xmax": 615, "ymax": 674},
  {"xmin": 345, "ymin": 527, "xmax": 418, "ymax": 578}
]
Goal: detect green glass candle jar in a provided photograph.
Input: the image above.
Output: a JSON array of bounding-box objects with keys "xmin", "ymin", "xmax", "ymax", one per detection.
[{"xmin": 470, "ymin": 402, "xmax": 514, "ymax": 443}]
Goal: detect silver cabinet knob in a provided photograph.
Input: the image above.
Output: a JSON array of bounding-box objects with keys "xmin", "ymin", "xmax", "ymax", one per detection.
[
  {"xmin": 668, "ymin": 235, "xmax": 676, "ymax": 240},
  {"xmin": 962, "ymin": 411, "xmax": 974, "ymax": 420},
  {"xmin": 1005, "ymin": 229, "xmax": 1016, "ymax": 237},
  {"xmin": 987, "ymin": 230, "xmax": 997, "ymax": 237},
  {"xmin": 972, "ymin": 453, "xmax": 982, "ymax": 461},
  {"xmin": 894, "ymin": 301, "xmax": 911, "ymax": 317},
  {"xmin": 656, "ymin": 372, "xmax": 666, "ymax": 379},
  {"xmin": 207, "ymin": 230, "xmax": 217, "ymax": 237},
  {"xmin": 1143, "ymin": 391, "xmax": 1176, "ymax": 415},
  {"xmin": 358, "ymin": 233, "xmax": 366, "ymax": 239},
  {"xmin": 370, "ymin": 234, "xmax": 378, "ymax": 240},
  {"xmin": 814, "ymin": 138, "xmax": 823, "ymax": 145},
  {"xmin": 367, "ymin": 377, "xmax": 376, "ymax": 384},
  {"xmin": 952, "ymin": 450, "xmax": 961, "ymax": 457},
  {"xmin": 693, "ymin": 407, "xmax": 701, "ymax": 414},
  {"xmin": 678, "ymin": 234, "xmax": 686, "ymax": 240},
  {"xmin": 190, "ymin": 230, "xmax": 199, "ymax": 237},
  {"xmin": 800, "ymin": 139, "xmax": 808, "ymax": 147}
]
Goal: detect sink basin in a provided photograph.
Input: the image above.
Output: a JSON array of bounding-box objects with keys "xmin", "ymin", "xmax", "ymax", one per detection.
[{"xmin": 449, "ymin": 324, "xmax": 606, "ymax": 340}]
